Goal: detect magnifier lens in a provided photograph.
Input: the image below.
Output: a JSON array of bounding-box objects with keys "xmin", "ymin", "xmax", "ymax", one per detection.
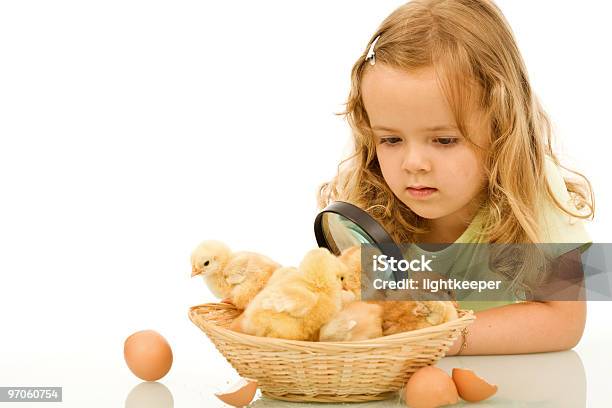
[
  {"xmin": 321, "ymin": 212, "xmax": 377, "ymax": 255},
  {"xmin": 315, "ymin": 201, "xmax": 405, "ymax": 284}
]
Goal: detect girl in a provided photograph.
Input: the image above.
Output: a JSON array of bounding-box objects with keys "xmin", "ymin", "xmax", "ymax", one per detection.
[{"xmin": 318, "ymin": 0, "xmax": 594, "ymax": 355}]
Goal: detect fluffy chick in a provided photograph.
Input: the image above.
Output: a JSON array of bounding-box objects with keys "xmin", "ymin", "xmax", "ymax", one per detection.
[
  {"xmin": 190, "ymin": 240, "xmax": 281, "ymax": 309},
  {"xmin": 337, "ymin": 246, "xmax": 362, "ymax": 297},
  {"xmin": 368, "ymin": 271, "xmax": 459, "ymax": 335},
  {"xmin": 241, "ymin": 248, "xmax": 346, "ymax": 341},
  {"xmin": 337, "ymin": 245, "xmax": 386, "ymax": 301},
  {"xmin": 228, "ymin": 312, "xmax": 246, "ymax": 333},
  {"xmin": 368, "ymin": 300, "xmax": 459, "ymax": 336},
  {"xmin": 336, "ymin": 246, "xmax": 460, "ymax": 336},
  {"xmin": 318, "ymin": 301, "xmax": 383, "ymax": 342}
]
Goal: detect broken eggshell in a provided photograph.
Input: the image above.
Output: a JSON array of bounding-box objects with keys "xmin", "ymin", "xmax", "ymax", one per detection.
[
  {"xmin": 452, "ymin": 367, "xmax": 498, "ymax": 402},
  {"xmin": 215, "ymin": 377, "xmax": 258, "ymax": 407}
]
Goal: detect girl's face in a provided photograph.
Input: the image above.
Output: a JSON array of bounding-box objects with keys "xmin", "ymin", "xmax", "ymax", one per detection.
[{"xmin": 361, "ymin": 64, "xmax": 488, "ymax": 228}]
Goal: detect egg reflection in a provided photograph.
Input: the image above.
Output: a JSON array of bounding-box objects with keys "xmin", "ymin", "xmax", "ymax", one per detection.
[{"xmin": 125, "ymin": 382, "xmax": 174, "ymax": 408}]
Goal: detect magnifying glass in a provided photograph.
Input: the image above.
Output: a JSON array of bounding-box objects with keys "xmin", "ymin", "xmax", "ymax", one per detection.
[{"xmin": 314, "ymin": 201, "xmax": 406, "ymax": 282}]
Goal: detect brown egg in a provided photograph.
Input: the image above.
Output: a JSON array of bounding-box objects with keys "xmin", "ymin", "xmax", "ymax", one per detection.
[
  {"xmin": 452, "ymin": 368, "xmax": 498, "ymax": 402},
  {"xmin": 124, "ymin": 330, "xmax": 173, "ymax": 381},
  {"xmin": 403, "ymin": 365, "xmax": 458, "ymax": 408},
  {"xmin": 215, "ymin": 377, "xmax": 258, "ymax": 407}
]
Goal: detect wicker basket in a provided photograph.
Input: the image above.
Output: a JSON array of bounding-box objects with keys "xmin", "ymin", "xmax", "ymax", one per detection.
[{"xmin": 189, "ymin": 302, "xmax": 475, "ymax": 403}]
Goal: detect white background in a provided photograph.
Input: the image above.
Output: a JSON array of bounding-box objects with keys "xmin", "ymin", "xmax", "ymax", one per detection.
[{"xmin": 0, "ymin": 0, "xmax": 611, "ymax": 406}]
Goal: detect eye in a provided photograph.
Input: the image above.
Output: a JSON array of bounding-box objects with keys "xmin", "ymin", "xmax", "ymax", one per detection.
[
  {"xmin": 379, "ymin": 136, "xmax": 402, "ymax": 145},
  {"xmin": 340, "ymin": 276, "xmax": 345, "ymax": 281},
  {"xmin": 434, "ymin": 137, "xmax": 458, "ymax": 146},
  {"xmin": 204, "ymin": 260, "xmax": 210, "ymax": 266}
]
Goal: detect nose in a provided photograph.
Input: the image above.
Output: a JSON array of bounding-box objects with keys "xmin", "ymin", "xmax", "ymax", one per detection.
[{"xmin": 400, "ymin": 143, "xmax": 431, "ymax": 173}]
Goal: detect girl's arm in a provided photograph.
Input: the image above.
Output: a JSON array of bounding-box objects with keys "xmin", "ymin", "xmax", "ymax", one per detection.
[
  {"xmin": 447, "ymin": 249, "xmax": 587, "ymax": 356},
  {"xmin": 447, "ymin": 299, "xmax": 586, "ymax": 355}
]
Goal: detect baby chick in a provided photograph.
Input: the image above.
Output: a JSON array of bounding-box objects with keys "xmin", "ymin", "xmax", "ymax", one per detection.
[
  {"xmin": 228, "ymin": 312, "xmax": 246, "ymax": 333},
  {"xmin": 365, "ymin": 269, "xmax": 459, "ymax": 336},
  {"xmin": 190, "ymin": 240, "xmax": 281, "ymax": 309},
  {"xmin": 337, "ymin": 245, "xmax": 387, "ymax": 301},
  {"xmin": 337, "ymin": 246, "xmax": 362, "ymax": 298},
  {"xmin": 241, "ymin": 248, "xmax": 346, "ymax": 341},
  {"xmin": 369, "ymin": 300, "xmax": 459, "ymax": 336},
  {"xmin": 336, "ymin": 246, "xmax": 460, "ymax": 335},
  {"xmin": 318, "ymin": 301, "xmax": 383, "ymax": 342}
]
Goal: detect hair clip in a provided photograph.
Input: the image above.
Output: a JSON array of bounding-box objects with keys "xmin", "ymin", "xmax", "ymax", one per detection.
[{"xmin": 365, "ymin": 35, "xmax": 381, "ymax": 66}]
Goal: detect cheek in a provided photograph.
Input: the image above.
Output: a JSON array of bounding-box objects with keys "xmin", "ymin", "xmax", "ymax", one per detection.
[
  {"xmin": 376, "ymin": 149, "xmax": 403, "ymax": 188},
  {"xmin": 439, "ymin": 150, "xmax": 485, "ymax": 193}
]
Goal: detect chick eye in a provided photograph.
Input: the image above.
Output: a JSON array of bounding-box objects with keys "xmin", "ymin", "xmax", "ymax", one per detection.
[
  {"xmin": 204, "ymin": 260, "xmax": 210, "ymax": 266},
  {"xmin": 340, "ymin": 277, "xmax": 344, "ymax": 281}
]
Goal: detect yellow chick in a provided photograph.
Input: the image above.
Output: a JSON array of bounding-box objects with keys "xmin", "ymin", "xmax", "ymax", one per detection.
[
  {"xmin": 228, "ymin": 312, "xmax": 246, "ymax": 333},
  {"xmin": 337, "ymin": 245, "xmax": 387, "ymax": 301},
  {"xmin": 337, "ymin": 246, "xmax": 362, "ymax": 298},
  {"xmin": 368, "ymin": 300, "xmax": 459, "ymax": 336},
  {"xmin": 336, "ymin": 246, "xmax": 460, "ymax": 335},
  {"xmin": 318, "ymin": 301, "xmax": 383, "ymax": 342},
  {"xmin": 241, "ymin": 248, "xmax": 346, "ymax": 341},
  {"xmin": 337, "ymin": 245, "xmax": 460, "ymax": 304},
  {"xmin": 190, "ymin": 240, "xmax": 281, "ymax": 309}
]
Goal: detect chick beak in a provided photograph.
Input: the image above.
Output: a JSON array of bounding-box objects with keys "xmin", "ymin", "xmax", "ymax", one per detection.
[{"xmin": 191, "ymin": 265, "xmax": 202, "ymax": 278}]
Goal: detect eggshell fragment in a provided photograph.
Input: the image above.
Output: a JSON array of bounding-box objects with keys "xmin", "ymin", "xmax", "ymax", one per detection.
[
  {"xmin": 215, "ymin": 377, "xmax": 258, "ymax": 407},
  {"xmin": 403, "ymin": 365, "xmax": 458, "ymax": 408},
  {"xmin": 452, "ymin": 368, "xmax": 498, "ymax": 402},
  {"xmin": 124, "ymin": 330, "xmax": 173, "ymax": 381}
]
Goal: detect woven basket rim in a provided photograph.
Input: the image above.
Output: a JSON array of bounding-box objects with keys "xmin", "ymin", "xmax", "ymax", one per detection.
[{"xmin": 189, "ymin": 302, "xmax": 476, "ymax": 347}]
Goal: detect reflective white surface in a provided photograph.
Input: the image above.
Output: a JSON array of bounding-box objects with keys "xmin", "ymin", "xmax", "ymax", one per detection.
[
  {"xmin": 1, "ymin": 301, "xmax": 611, "ymax": 407},
  {"xmin": 0, "ymin": 350, "xmax": 590, "ymax": 407}
]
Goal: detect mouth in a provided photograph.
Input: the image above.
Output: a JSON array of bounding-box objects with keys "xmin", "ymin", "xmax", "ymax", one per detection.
[{"xmin": 406, "ymin": 186, "xmax": 438, "ymax": 198}]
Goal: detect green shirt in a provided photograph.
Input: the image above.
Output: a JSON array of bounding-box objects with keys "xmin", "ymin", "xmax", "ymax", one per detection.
[{"xmin": 407, "ymin": 156, "xmax": 592, "ymax": 313}]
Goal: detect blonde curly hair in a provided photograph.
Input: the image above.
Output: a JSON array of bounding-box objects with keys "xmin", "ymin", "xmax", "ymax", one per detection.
[{"xmin": 317, "ymin": 0, "xmax": 594, "ymax": 248}]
